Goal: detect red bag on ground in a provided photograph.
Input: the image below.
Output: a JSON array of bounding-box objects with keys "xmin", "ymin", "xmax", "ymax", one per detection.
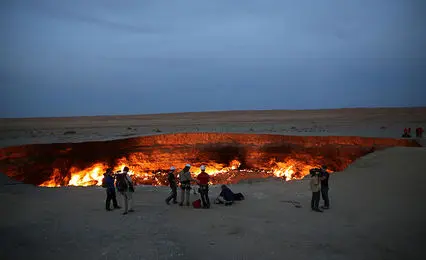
[{"xmin": 192, "ymin": 199, "xmax": 201, "ymax": 208}]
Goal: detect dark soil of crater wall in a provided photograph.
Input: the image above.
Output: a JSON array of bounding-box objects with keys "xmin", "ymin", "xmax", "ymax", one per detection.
[{"xmin": 0, "ymin": 133, "xmax": 420, "ymax": 186}]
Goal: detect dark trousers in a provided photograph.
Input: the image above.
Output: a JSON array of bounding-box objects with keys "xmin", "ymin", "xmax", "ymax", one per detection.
[
  {"xmin": 166, "ymin": 184, "xmax": 177, "ymax": 203},
  {"xmin": 321, "ymin": 187, "xmax": 330, "ymax": 208},
  {"xmin": 106, "ymin": 188, "xmax": 119, "ymax": 210},
  {"xmin": 199, "ymin": 185, "xmax": 210, "ymax": 208},
  {"xmin": 311, "ymin": 191, "xmax": 320, "ymax": 210}
]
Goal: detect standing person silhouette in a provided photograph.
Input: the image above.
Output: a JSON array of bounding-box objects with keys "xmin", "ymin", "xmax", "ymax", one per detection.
[
  {"xmin": 116, "ymin": 166, "xmax": 135, "ymax": 215},
  {"xmin": 103, "ymin": 168, "xmax": 120, "ymax": 211},
  {"xmin": 197, "ymin": 165, "xmax": 210, "ymax": 209},
  {"xmin": 319, "ymin": 165, "xmax": 330, "ymax": 209},
  {"xmin": 178, "ymin": 164, "xmax": 195, "ymax": 206},
  {"xmin": 165, "ymin": 166, "xmax": 178, "ymax": 205}
]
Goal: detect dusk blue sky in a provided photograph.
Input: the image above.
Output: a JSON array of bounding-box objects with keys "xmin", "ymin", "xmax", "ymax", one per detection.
[{"xmin": 1, "ymin": 0, "xmax": 426, "ymax": 118}]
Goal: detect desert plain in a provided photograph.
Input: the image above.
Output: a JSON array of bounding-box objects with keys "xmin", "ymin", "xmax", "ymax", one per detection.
[{"xmin": 1, "ymin": 107, "xmax": 426, "ymax": 260}]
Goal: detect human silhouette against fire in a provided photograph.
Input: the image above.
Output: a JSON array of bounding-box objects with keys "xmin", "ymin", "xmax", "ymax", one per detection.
[
  {"xmin": 115, "ymin": 166, "xmax": 135, "ymax": 215},
  {"xmin": 178, "ymin": 164, "xmax": 196, "ymax": 206},
  {"xmin": 165, "ymin": 166, "xmax": 178, "ymax": 205},
  {"xmin": 102, "ymin": 168, "xmax": 121, "ymax": 211}
]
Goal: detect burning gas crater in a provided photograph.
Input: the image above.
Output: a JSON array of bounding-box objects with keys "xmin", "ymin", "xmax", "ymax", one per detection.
[
  {"xmin": 0, "ymin": 133, "xmax": 420, "ymax": 187},
  {"xmin": 43, "ymin": 159, "xmax": 304, "ymax": 187}
]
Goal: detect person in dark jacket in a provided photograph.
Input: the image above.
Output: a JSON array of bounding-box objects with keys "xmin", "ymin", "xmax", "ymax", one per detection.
[
  {"xmin": 216, "ymin": 185, "xmax": 235, "ymax": 206},
  {"xmin": 104, "ymin": 168, "xmax": 120, "ymax": 211},
  {"xmin": 165, "ymin": 166, "xmax": 178, "ymax": 205},
  {"xmin": 319, "ymin": 165, "xmax": 330, "ymax": 209}
]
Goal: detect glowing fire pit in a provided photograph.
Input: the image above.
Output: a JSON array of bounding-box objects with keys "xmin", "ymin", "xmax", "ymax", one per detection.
[{"xmin": 0, "ymin": 133, "xmax": 420, "ymax": 187}]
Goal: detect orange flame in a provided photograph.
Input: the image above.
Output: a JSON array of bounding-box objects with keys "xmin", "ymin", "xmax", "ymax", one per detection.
[{"xmin": 40, "ymin": 157, "xmax": 318, "ymax": 187}]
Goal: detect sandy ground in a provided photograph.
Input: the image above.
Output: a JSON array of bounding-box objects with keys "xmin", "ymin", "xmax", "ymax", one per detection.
[
  {"xmin": 1, "ymin": 108, "xmax": 426, "ymax": 259},
  {"xmin": 1, "ymin": 107, "xmax": 426, "ymax": 148}
]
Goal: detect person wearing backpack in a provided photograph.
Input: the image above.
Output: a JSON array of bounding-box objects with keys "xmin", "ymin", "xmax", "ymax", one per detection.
[
  {"xmin": 102, "ymin": 168, "xmax": 120, "ymax": 211},
  {"xmin": 116, "ymin": 166, "xmax": 135, "ymax": 215}
]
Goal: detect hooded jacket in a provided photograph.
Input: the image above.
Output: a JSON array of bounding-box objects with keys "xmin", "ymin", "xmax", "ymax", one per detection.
[{"xmin": 219, "ymin": 186, "xmax": 235, "ymax": 201}]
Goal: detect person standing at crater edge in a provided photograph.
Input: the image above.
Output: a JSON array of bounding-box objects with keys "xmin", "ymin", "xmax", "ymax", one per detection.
[
  {"xmin": 116, "ymin": 166, "xmax": 135, "ymax": 215},
  {"xmin": 179, "ymin": 164, "xmax": 195, "ymax": 206},
  {"xmin": 165, "ymin": 166, "xmax": 178, "ymax": 205},
  {"xmin": 197, "ymin": 165, "xmax": 211, "ymax": 209},
  {"xmin": 319, "ymin": 165, "xmax": 330, "ymax": 210},
  {"xmin": 103, "ymin": 168, "xmax": 121, "ymax": 211},
  {"xmin": 309, "ymin": 168, "xmax": 322, "ymax": 212}
]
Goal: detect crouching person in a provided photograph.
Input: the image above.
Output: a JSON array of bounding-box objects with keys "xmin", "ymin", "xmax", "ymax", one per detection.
[
  {"xmin": 215, "ymin": 185, "xmax": 235, "ymax": 206},
  {"xmin": 116, "ymin": 166, "xmax": 135, "ymax": 215},
  {"xmin": 179, "ymin": 164, "xmax": 195, "ymax": 206},
  {"xmin": 102, "ymin": 168, "xmax": 120, "ymax": 211},
  {"xmin": 197, "ymin": 165, "xmax": 210, "ymax": 209}
]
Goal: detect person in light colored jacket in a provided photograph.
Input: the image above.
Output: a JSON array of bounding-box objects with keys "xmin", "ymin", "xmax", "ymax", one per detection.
[
  {"xmin": 117, "ymin": 166, "xmax": 135, "ymax": 215},
  {"xmin": 178, "ymin": 164, "xmax": 195, "ymax": 206},
  {"xmin": 309, "ymin": 168, "xmax": 322, "ymax": 212}
]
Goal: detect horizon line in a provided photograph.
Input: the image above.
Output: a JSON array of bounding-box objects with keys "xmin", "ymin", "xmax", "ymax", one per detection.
[{"xmin": 2, "ymin": 105, "xmax": 425, "ymax": 120}]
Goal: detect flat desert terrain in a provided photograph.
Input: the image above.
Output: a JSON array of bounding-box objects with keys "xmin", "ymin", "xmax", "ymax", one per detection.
[
  {"xmin": 1, "ymin": 108, "xmax": 426, "ymax": 260},
  {"xmin": 1, "ymin": 107, "xmax": 426, "ymax": 148}
]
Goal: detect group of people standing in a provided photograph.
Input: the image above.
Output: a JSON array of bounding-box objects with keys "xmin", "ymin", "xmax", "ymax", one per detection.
[
  {"xmin": 102, "ymin": 166, "xmax": 135, "ymax": 215},
  {"xmin": 102, "ymin": 164, "xmax": 241, "ymax": 214},
  {"xmin": 309, "ymin": 165, "xmax": 330, "ymax": 212},
  {"xmin": 166, "ymin": 164, "xmax": 210, "ymax": 207},
  {"xmin": 102, "ymin": 164, "xmax": 328, "ymax": 214},
  {"xmin": 165, "ymin": 164, "xmax": 239, "ymax": 208},
  {"xmin": 402, "ymin": 127, "xmax": 424, "ymax": 138}
]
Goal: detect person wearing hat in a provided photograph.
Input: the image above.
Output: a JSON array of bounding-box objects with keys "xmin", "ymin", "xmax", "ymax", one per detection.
[
  {"xmin": 103, "ymin": 168, "xmax": 120, "ymax": 211},
  {"xmin": 165, "ymin": 166, "xmax": 178, "ymax": 205},
  {"xmin": 196, "ymin": 165, "xmax": 210, "ymax": 209},
  {"xmin": 178, "ymin": 164, "xmax": 195, "ymax": 206}
]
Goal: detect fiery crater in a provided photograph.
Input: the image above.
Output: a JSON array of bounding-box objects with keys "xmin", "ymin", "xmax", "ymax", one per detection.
[{"xmin": 0, "ymin": 133, "xmax": 420, "ymax": 187}]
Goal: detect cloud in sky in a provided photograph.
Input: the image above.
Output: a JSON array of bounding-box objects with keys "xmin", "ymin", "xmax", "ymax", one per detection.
[{"xmin": 1, "ymin": 0, "xmax": 426, "ymax": 117}]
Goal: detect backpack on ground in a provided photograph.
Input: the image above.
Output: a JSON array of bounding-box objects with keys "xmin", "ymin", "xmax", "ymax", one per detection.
[
  {"xmin": 233, "ymin": 192, "xmax": 245, "ymax": 201},
  {"xmin": 192, "ymin": 199, "xmax": 202, "ymax": 209}
]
